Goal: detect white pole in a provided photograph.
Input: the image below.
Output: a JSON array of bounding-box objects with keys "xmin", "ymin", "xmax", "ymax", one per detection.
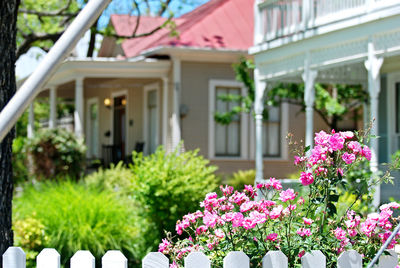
[
  {"xmin": 27, "ymin": 103, "xmax": 34, "ymax": 138},
  {"xmin": 74, "ymin": 77, "xmax": 84, "ymax": 138},
  {"xmin": 254, "ymin": 68, "xmax": 266, "ymax": 185},
  {"xmin": 0, "ymin": 0, "xmax": 111, "ymax": 142},
  {"xmin": 49, "ymin": 86, "xmax": 57, "ymax": 128},
  {"xmin": 162, "ymin": 77, "xmax": 169, "ymax": 148},
  {"xmin": 302, "ymin": 53, "xmax": 317, "ymax": 152},
  {"xmin": 364, "ymin": 40, "xmax": 383, "ymax": 207},
  {"xmin": 171, "ymin": 58, "xmax": 181, "ymax": 152}
]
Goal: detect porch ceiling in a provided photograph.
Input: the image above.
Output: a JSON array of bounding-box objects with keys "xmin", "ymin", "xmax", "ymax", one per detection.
[
  {"xmin": 265, "ymin": 62, "xmax": 367, "ymax": 86},
  {"xmin": 37, "ymin": 77, "xmax": 160, "ymax": 98},
  {"xmin": 45, "ymin": 57, "xmax": 171, "ymax": 87}
]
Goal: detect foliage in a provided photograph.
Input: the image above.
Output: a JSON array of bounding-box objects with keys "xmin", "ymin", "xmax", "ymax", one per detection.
[
  {"xmin": 214, "ymin": 59, "xmax": 255, "ymax": 125},
  {"xmin": 25, "ymin": 128, "xmax": 86, "ymax": 179},
  {"xmin": 14, "ymin": 215, "xmax": 48, "ymax": 267},
  {"xmin": 85, "ymin": 161, "xmax": 134, "ymax": 195},
  {"xmin": 13, "ymin": 181, "xmax": 138, "ymax": 267},
  {"xmin": 226, "ymin": 169, "xmax": 255, "ymax": 191},
  {"xmin": 392, "ymin": 150, "xmax": 400, "ymax": 169},
  {"xmin": 215, "ymin": 58, "xmax": 368, "ymax": 131},
  {"xmin": 12, "ymin": 136, "xmax": 30, "ymax": 184},
  {"xmin": 130, "ymin": 146, "xmax": 219, "ymax": 258},
  {"xmin": 16, "ymin": 0, "xmax": 207, "ymax": 59},
  {"xmin": 267, "ymin": 83, "xmax": 368, "ymax": 130},
  {"xmin": 159, "ymin": 130, "xmax": 399, "ymax": 268}
]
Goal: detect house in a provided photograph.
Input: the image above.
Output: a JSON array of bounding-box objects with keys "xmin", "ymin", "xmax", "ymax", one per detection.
[
  {"xmin": 250, "ymin": 0, "xmax": 400, "ymax": 204},
  {"xmin": 27, "ymin": 0, "xmax": 380, "ymax": 186}
]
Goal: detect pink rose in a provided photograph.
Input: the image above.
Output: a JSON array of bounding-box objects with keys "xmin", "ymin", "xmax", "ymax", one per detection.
[
  {"xmin": 297, "ymin": 228, "xmax": 312, "ymax": 237},
  {"xmin": 279, "ymin": 189, "xmax": 296, "ymax": 202},
  {"xmin": 314, "ymin": 130, "xmax": 330, "ymax": 146},
  {"xmin": 303, "ymin": 217, "xmax": 313, "ymax": 225},
  {"xmin": 299, "ymin": 172, "xmax": 314, "ymax": 186},
  {"xmin": 266, "ymin": 233, "xmax": 278, "ymax": 242},
  {"xmin": 269, "ymin": 205, "xmax": 283, "ymax": 219},
  {"xmin": 362, "ymin": 145, "xmax": 372, "ymax": 161},
  {"xmin": 340, "ymin": 131, "xmax": 354, "ymax": 139},
  {"xmin": 342, "ymin": 152, "xmax": 356, "ymax": 164},
  {"xmin": 334, "ymin": 227, "xmax": 347, "ymax": 240},
  {"xmin": 265, "ymin": 177, "xmax": 283, "ymax": 190},
  {"xmin": 348, "ymin": 141, "xmax": 362, "ymax": 154},
  {"xmin": 158, "ymin": 238, "xmax": 170, "ymax": 253},
  {"xmin": 329, "ymin": 133, "xmax": 345, "ymax": 151}
]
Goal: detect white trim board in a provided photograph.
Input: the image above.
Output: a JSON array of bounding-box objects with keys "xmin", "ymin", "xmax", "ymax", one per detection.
[
  {"xmin": 85, "ymin": 97, "xmax": 100, "ymax": 158},
  {"xmin": 143, "ymin": 82, "xmax": 161, "ymax": 155},
  {"xmin": 208, "ymin": 79, "xmax": 248, "ymax": 159}
]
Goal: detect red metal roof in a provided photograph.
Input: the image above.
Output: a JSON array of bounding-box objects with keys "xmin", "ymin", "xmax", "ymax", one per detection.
[{"xmin": 111, "ymin": 0, "xmax": 254, "ymax": 58}]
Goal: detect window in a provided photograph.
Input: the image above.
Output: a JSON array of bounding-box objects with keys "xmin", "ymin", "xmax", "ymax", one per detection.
[
  {"xmin": 215, "ymin": 87, "xmax": 241, "ymax": 156},
  {"xmin": 263, "ymin": 105, "xmax": 281, "ymax": 157},
  {"xmin": 209, "ymin": 80, "xmax": 247, "ymax": 159}
]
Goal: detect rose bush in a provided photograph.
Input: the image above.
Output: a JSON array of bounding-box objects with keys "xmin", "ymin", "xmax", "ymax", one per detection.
[{"xmin": 159, "ymin": 130, "xmax": 400, "ymax": 268}]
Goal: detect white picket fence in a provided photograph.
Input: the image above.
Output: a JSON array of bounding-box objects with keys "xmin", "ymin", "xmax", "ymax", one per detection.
[{"xmin": 2, "ymin": 247, "xmax": 399, "ymax": 268}]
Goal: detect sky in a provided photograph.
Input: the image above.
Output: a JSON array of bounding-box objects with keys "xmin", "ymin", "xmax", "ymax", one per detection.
[{"xmin": 16, "ymin": 0, "xmax": 209, "ymax": 79}]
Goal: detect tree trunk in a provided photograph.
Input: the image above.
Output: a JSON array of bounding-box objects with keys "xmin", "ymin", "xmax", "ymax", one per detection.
[
  {"xmin": 0, "ymin": 0, "xmax": 20, "ymax": 265},
  {"xmin": 86, "ymin": 19, "xmax": 99, "ymax": 57}
]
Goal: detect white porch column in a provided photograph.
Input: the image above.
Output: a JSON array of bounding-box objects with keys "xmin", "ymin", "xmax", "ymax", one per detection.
[
  {"xmin": 162, "ymin": 77, "xmax": 169, "ymax": 147},
  {"xmin": 364, "ymin": 41, "xmax": 383, "ymax": 207},
  {"xmin": 171, "ymin": 58, "xmax": 181, "ymax": 152},
  {"xmin": 302, "ymin": 54, "xmax": 318, "ymax": 151},
  {"xmin": 49, "ymin": 86, "xmax": 57, "ymax": 129},
  {"xmin": 27, "ymin": 103, "xmax": 34, "ymax": 138},
  {"xmin": 254, "ymin": 68, "xmax": 266, "ymax": 185},
  {"xmin": 74, "ymin": 77, "xmax": 84, "ymax": 138}
]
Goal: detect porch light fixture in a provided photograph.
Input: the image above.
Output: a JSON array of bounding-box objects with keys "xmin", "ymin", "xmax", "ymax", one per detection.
[
  {"xmin": 104, "ymin": 98, "xmax": 111, "ymax": 108},
  {"xmin": 121, "ymin": 98, "xmax": 126, "ymax": 106}
]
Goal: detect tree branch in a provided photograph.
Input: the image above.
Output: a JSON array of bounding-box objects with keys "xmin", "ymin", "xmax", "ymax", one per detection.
[
  {"xmin": 19, "ymin": 0, "xmax": 75, "ymax": 17},
  {"xmin": 158, "ymin": 0, "xmax": 172, "ymax": 16},
  {"xmin": 16, "ymin": 31, "xmax": 63, "ymax": 59}
]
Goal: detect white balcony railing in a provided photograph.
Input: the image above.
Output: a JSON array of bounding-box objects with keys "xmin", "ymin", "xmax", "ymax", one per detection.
[{"xmin": 254, "ymin": 0, "xmax": 400, "ymax": 45}]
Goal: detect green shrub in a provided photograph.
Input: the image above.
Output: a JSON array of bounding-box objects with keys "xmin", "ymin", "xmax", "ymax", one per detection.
[
  {"xmin": 226, "ymin": 169, "xmax": 256, "ymax": 191},
  {"xmin": 13, "ymin": 181, "xmax": 138, "ymax": 267},
  {"xmin": 130, "ymin": 147, "xmax": 218, "ymax": 258},
  {"xmin": 12, "ymin": 136, "xmax": 30, "ymax": 184},
  {"xmin": 14, "ymin": 215, "xmax": 48, "ymax": 267},
  {"xmin": 25, "ymin": 128, "xmax": 86, "ymax": 179},
  {"xmin": 84, "ymin": 162, "xmax": 134, "ymax": 195}
]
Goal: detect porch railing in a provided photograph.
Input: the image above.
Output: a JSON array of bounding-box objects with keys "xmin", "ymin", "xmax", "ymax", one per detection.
[
  {"xmin": 3, "ymin": 247, "xmax": 399, "ymax": 268},
  {"xmin": 254, "ymin": 0, "xmax": 400, "ymax": 44}
]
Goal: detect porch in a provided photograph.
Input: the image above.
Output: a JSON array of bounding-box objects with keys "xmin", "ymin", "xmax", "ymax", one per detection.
[
  {"xmin": 26, "ymin": 58, "xmax": 177, "ymax": 166},
  {"xmin": 250, "ymin": 0, "xmax": 400, "ymax": 204}
]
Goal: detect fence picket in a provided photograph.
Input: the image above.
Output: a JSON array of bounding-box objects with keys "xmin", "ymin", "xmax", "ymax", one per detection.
[
  {"xmin": 142, "ymin": 252, "xmax": 169, "ymax": 268},
  {"xmin": 376, "ymin": 249, "xmax": 398, "ymax": 268},
  {"xmin": 37, "ymin": 248, "xmax": 60, "ymax": 268},
  {"xmin": 70, "ymin": 250, "xmax": 95, "ymax": 268},
  {"xmin": 301, "ymin": 250, "xmax": 326, "ymax": 268},
  {"xmin": 2, "ymin": 247, "xmax": 25, "ymax": 268},
  {"xmin": 262, "ymin": 250, "xmax": 288, "ymax": 268},
  {"xmin": 184, "ymin": 252, "xmax": 210, "ymax": 268},
  {"xmin": 223, "ymin": 251, "xmax": 249, "ymax": 268},
  {"xmin": 102, "ymin": 250, "xmax": 127, "ymax": 268},
  {"xmin": 337, "ymin": 250, "xmax": 362, "ymax": 268}
]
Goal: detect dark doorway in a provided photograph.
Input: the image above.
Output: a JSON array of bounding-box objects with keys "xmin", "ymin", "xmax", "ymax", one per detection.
[{"xmin": 113, "ymin": 95, "xmax": 126, "ymax": 160}]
